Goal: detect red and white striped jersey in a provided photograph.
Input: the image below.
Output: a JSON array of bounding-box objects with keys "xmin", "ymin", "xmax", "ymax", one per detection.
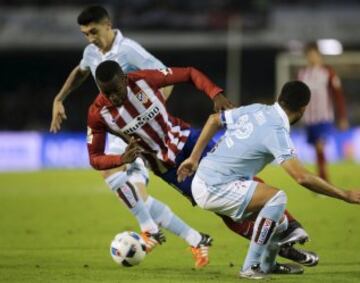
[
  {"xmin": 87, "ymin": 67, "xmax": 223, "ymax": 172},
  {"xmin": 298, "ymin": 65, "xmax": 346, "ymax": 125}
]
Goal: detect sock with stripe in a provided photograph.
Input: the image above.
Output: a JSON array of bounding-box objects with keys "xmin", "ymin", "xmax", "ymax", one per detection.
[
  {"xmin": 260, "ymin": 215, "xmax": 289, "ymax": 272},
  {"xmin": 105, "ymin": 172, "xmax": 158, "ymax": 233},
  {"xmin": 242, "ymin": 190, "xmax": 287, "ymax": 271}
]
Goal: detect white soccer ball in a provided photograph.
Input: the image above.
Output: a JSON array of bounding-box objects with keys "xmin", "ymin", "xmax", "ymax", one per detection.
[{"xmin": 110, "ymin": 231, "xmax": 147, "ymax": 267}]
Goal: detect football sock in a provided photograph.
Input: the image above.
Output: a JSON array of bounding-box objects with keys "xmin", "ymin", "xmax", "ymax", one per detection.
[
  {"xmin": 219, "ymin": 208, "xmax": 297, "ymax": 241},
  {"xmin": 242, "ymin": 190, "xmax": 287, "ymax": 271},
  {"xmin": 105, "ymin": 172, "xmax": 158, "ymax": 234},
  {"xmin": 260, "ymin": 216, "xmax": 288, "ymax": 272},
  {"xmin": 145, "ymin": 196, "xmax": 202, "ymax": 246}
]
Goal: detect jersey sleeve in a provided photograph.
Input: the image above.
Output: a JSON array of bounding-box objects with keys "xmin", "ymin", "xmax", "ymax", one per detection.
[
  {"xmin": 263, "ymin": 127, "xmax": 297, "ymax": 164},
  {"xmin": 130, "ymin": 67, "xmax": 223, "ymax": 99},
  {"xmin": 123, "ymin": 38, "xmax": 166, "ymax": 70},
  {"xmin": 87, "ymin": 106, "xmax": 123, "ymax": 170},
  {"xmin": 79, "ymin": 46, "xmax": 91, "ymax": 71}
]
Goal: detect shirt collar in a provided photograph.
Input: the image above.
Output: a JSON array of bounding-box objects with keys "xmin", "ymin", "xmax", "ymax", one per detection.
[
  {"xmin": 108, "ymin": 29, "xmax": 123, "ymax": 54},
  {"xmin": 274, "ymin": 102, "xmax": 290, "ymax": 132},
  {"xmin": 94, "ymin": 29, "xmax": 124, "ymax": 55}
]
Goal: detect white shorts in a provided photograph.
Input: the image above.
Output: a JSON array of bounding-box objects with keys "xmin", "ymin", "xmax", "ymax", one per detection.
[
  {"xmin": 106, "ymin": 133, "xmax": 149, "ymax": 185},
  {"xmin": 191, "ymin": 174, "xmax": 258, "ymax": 222},
  {"xmin": 105, "ymin": 133, "xmax": 128, "ymax": 155}
]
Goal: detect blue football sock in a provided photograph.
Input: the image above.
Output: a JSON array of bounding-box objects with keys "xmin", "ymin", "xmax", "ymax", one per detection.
[
  {"xmin": 242, "ymin": 190, "xmax": 287, "ymax": 271},
  {"xmin": 145, "ymin": 196, "xmax": 201, "ymax": 246},
  {"xmin": 261, "ymin": 215, "xmax": 289, "ymax": 272},
  {"xmin": 106, "ymin": 172, "xmax": 158, "ymax": 233}
]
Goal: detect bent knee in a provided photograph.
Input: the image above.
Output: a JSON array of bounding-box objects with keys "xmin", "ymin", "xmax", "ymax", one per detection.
[
  {"xmin": 100, "ymin": 166, "xmax": 128, "ymax": 179},
  {"xmin": 269, "ymin": 190, "xmax": 287, "ymax": 206}
]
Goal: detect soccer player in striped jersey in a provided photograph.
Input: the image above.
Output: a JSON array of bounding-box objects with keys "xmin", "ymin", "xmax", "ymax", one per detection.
[
  {"xmin": 298, "ymin": 42, "xmax": 348, "ymax": 181},
  {"xmin": 49, "ymin": 6, "xmax": 213, "ymax": 268},
  {"xmin": 87, "ymin": 60, "xmax": 319, "ymax": 269},
  {"xmin": 177, "ymin": 81, "xmax": 360, "ymax": 279}
]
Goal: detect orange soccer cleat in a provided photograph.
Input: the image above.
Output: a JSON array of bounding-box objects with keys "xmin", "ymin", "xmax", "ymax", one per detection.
[
  {"xmin": 191, "ymin": 233, "xmax": 213, "ymax": 269},
  {"xmin": 141, "ymin": 230, "xmax": 166, "ymax": 253}
]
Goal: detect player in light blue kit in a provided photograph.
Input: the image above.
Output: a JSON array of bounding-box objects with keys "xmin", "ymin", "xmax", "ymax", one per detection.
[{"xmin": 177, "ymin": 81, "xmax": 360, "ymax": 279}]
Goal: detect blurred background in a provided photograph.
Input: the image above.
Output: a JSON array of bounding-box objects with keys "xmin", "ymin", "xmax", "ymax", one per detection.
[{"xmin": 1, "ymin": 0, "xmax": 360, "ymax": 171}]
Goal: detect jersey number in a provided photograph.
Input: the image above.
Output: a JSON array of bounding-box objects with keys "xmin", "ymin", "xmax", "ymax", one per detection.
[{"xmin": 225, "ymin": 114, "xmax": 253, "ymax": 148}]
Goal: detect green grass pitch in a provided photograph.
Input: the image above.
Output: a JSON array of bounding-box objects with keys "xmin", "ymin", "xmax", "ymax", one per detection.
[{"xmin": 0, "ymin": 163, "xmax": 359, "ymax": 282}]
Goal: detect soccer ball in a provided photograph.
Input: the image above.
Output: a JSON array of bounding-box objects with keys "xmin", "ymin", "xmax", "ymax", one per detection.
[{"xmin": 110, "ymin": 231, "xmax": 147, "ymax": 267}]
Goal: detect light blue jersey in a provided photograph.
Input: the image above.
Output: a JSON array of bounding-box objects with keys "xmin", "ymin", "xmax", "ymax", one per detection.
[
  {"xmin": 197, "ymin": 103, "xmax": 296, "ymax": 186},
  {"xmin": 79, "ymin": 29, "xmax": 165, "ymax": 76}
]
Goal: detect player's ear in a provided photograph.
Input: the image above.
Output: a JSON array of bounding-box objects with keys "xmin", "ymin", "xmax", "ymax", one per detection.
[{"xmin": 105, "ymin": 18, "xmax": 112, "ymax": 30}]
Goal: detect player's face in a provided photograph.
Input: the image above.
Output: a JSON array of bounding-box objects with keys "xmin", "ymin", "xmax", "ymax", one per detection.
[
  {"xmin": 306, "ymin": 49, "xmax": 322, "ymax": 66},
  {"xmin": 98, "ymin": 74, "xmax": 128, "ymax": 107},
  {"xmin": 80, "ymin": 20, "xmax": 111, "ymax": 49},
  {"xmin": 290, "ymin": 107, "xmax": 306, "ymax": 125}
]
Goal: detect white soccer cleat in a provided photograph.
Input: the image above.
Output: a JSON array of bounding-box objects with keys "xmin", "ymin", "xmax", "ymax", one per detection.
[
  {"xmin": 239, "ymin": 264, "xmax": 270, "ymax": 280},
  {"xmin": 278, "ymin": 227, "xmax": 309, "ymax": 246}
]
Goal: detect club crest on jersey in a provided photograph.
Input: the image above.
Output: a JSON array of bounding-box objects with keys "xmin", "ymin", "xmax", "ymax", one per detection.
[{"xmin": 135, "ymin": 91, "xmax": 149, "ymax": 104}]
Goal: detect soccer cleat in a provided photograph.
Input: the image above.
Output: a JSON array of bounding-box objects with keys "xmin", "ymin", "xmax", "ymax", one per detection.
[
  {"xmin": 271, "ymin": 262, "xmax": 304, "ymax": 274},
  {"xmin": 191, "ymin": 233, "xmax": 213, "ymax": 269},
  {"xmin": 140, "ymin": 230, "xmax": 166, "ymax": 253},
  {"xmin": 239, "ymin": 264, "xmax": 269, "ymax": 280},
  {"xmin": 278, "ymin": 227, "xmax": 309, "ymax": 246},
  {"xmin": 278, "ymin": 245, "xmax": 319, "ymax": 267}
]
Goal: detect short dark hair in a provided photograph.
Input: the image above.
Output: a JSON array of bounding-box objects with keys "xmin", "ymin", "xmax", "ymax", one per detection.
[
  {"xmin": 95, "ymin": 60, "xmax": 125, "ymax": 83},
  {"xmin": 304, "ymin": 41, "xmax": 319, "ymax": 54},
  {"xmin": 77, "ymin": 6, "xmax": 110, "ymax": 25},
  {"xmin": 278, "ymin": 81, "xmax": 311, "ymax": 112}
]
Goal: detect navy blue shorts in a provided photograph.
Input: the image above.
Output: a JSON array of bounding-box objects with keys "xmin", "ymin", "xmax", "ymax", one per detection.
[
  {"xmin": 158, "ymin": 128, "xmax": 217, "ymax": 204},
  {"xmin": 305, "ymin": 122, "xmax": 333, "ymax": 145}
]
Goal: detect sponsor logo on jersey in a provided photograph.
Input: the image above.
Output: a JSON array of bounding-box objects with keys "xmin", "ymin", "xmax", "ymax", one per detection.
[{"xmin": 123, "ymin": 105, "xmax": 160, "ymax": 135}]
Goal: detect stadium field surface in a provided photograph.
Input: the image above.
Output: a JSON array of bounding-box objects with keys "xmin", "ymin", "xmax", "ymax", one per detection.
[{"xmin": 0, "ymin": 163, "xmax": 359, "ymax": 282}]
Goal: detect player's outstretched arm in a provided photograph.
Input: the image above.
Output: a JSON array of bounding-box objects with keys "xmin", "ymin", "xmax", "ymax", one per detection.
[
  {"xmin": 177, "ymin": 113, "xmax": 222, "ymax": 182},
  {"xmin": 281, "ymin": 158, "xmax": 360, "ymax": 204},
  {"xmin": 50, "ymin": 65, "xmax": 90, "ymax": 133}
]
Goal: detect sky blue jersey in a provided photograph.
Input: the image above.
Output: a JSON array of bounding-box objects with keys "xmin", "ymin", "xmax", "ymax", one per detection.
[
  {"xmin": 80, "ymin": 29, "xmax": 166, "ymax": 76},
  {"xmin": 196, "ymin": 103, "xmax": 297, "ymax": 186}
]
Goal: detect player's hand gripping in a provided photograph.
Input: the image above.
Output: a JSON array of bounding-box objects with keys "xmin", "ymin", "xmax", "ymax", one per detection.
[
  {"xmin": 343, "ymin": 190, "xmax": 360, "ymax": 204},
  {"xmin": 213, "ymin": 93, "xmax": 234, "ymax": 112},
  {"xmin": 50, "ymin": 99, "xmax": 67, "ymax": 133},
  {"xmin": 122, "ymin": 138, "xmax": 144, "ymax": 164},
  {"xmin": 177, "ymin": 157, "xmax": 199, "ymax": 182}
]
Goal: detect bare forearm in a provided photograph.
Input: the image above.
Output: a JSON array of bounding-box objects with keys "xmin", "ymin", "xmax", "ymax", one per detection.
[
  {"xmin": 190, "ymin": 114, "xmax": 222, "ymax": 161},
  {"xmin": 55, "ymin": 66, "xmax": 89, "ymax": 102},
  {"xmin": 299, "ymin": 173, "xmax": 347, "ymax": 200}
]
